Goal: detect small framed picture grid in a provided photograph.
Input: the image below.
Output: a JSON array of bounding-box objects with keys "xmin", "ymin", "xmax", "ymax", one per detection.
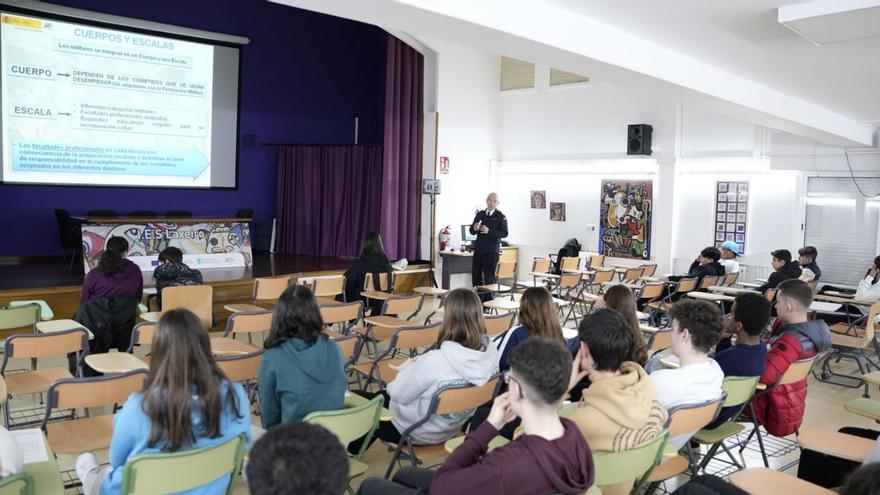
[{"xmin": 714, "ymin": 181, "xmax": 748, "ymax": 252}]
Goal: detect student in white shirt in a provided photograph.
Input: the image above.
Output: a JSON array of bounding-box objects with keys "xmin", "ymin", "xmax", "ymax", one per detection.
[
  {"xmin": 855, "ymin": 256, "xmax": 880, "ymax": 303},
  {"xmin": 718, "ymin": 241, "xmax": 741, "ymax": 275},
  {"xmin": 647, "ymin": 299, "xmax": 724, "ymax": 450}
]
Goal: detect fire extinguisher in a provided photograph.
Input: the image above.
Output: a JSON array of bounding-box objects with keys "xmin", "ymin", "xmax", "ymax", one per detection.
[{"xmin": 439, "ymin": 225, "xmax": 451, "ymax": 251}]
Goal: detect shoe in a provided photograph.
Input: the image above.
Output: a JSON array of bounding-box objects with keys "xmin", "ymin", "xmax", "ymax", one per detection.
[{"xmin": 76, "ymin": 452, "xmax": 99, "ymax": 480}]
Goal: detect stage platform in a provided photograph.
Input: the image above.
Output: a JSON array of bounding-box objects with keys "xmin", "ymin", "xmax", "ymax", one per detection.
[{"xmin": 0, "ymin": 253, "xmax": 433, "ymax": 337}]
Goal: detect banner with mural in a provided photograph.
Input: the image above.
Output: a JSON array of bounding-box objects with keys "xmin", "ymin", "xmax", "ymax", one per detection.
[
  {"xmin": 81, "ymin": 221, "xmax": 252, "ymax": 273},
  {"xmin": 599, "ymin": 180, "xmax": 653, "ymax": 260}
]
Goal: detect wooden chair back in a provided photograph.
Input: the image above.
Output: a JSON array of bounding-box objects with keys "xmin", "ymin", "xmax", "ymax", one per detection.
[
  {"xmin": 225, "ymin": 311, "xmax": 272, "ymax": 338},
  {"xmin": 623, "ymin": 268, "xmax": 644, "ymax": 282},
  {"xmin": 319, "ymin": 301, "xmax": 364, "ymax": 327},
  {"xmin": 591, "ymin": 269, "xmax": 615, "ymax": 285},
  {"xmin": 434, "ymin": 377, "xmax": 500, "ymax": 415},
  {"xmin": 765, "ymin": 288, "xmax": 778, "ymax": 302},
  {"xmin": 3, "ymin": 329, "xmax": 88, "ymax": 362},
  {"xmin": 392, "ymin": 322, "xmax": 442, "ymax": 350},
  {"xmin": 667, "ymin": 394, "xmax": 725, "ymax": 436},
  {"xmin": 216, "ymin": 351, "xmax": 263, "ymax": 383},
  {"xmin": 382, "ymin": 295, "xmax": 423, "ymax": 318},
  {"xmin": 162, "ymin": 285, "xmax": 213, "ymax": 329},
  {"xmin": 647, "ymin": 329, "xmax": 673, "ymax": 353},
  {"xmin": 47, "ymin": 369, "xmax": 147, "ymax": 412},
  {"xmin": 640, "ymin": 264, "xmax": 658, "ymax": 277},
  {"xmin": 806, "ymin": 280, "xmax": 818, "ymax": 292},
  {"xmin": 863, "ymin": 303, "xmax": 880, "ymax": 341},
  {"xmin": 500, "ymin": 249, "xmax": 517, "ymax": 262},
  {"xmin": 638, "ymin": 282, "xmax": 665, "ymax": 301},
  {"xmin": 779, "ymin": 357, "xmax": 817, "ymax": 386},
  {"xmin": 364, "ymin": 272, "xmax": 393, "ymax": 292},
  {"xmin": 559, "ymin": 272, "xmax": 583, "ymax": 289},
  {"xmin": 722, "ymin": 272, "xmax": 739, "ymax": 287},
  {"xmin": 332, "ymin": 335, "xmax": 359, "ymax": 363},
  {"xmin": 252, "ymin": 276, "xmax": 290, "ymax": 302},
  {"xmin": 699, "ymin": 276, "xmax": 720, "ymax": 290},
  {"xmin": 589, "ymin": 255, "xmax": 605, "ymax": 269},
  {"xmin": 532, "ymin": 258, "xmax": 552, "ymax": 274},
  {"xmin": 128, "ymin": 322, "xmax": 157, "ymax": 351},
  {"xmin": 0, "ymin": 305, "xmax": 40, "ymax": 331},
  {"xmin": 675, "ymin": 278, "xmax": 699, "ymax": 293},
  {"xmin": 495, "ymin": 261, "xmax": 517, "ymax": 280},
  {"xmin": 560, "ymin": 256, "xmax": 580, "ymax": 272},
  {"xmin": 312, "ymin": 276, "xmax": 345, "ymax": 298},
  {"xmin": 484, "ymin": 313, "xmax": 515, "ymax": 338}
]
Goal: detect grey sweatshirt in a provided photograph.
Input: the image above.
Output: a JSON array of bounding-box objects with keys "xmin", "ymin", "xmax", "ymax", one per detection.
[{"xmin": 388, "ymin": 336, "xmax": 500, "ymax": 444}]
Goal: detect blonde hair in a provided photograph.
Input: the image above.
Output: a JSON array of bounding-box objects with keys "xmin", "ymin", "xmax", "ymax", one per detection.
[
  {"xmin": 518, "ymin": 287, "xmax": 564, "ymax": 342},
  {"xmin": 438, "ymin": 289, "xmax": 486, "ymax": 350},
  {"xmin": 602, "ymin": 284, "xmax": 648, "ymax": 365}
]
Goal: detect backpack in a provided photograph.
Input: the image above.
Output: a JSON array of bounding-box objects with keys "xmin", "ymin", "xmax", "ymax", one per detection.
[{"xmin": 552, "ymin": 238, "xmax": 582, "ymax": 275}]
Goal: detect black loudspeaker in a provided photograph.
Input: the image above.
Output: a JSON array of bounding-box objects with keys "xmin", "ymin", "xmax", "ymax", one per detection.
[{"xmin": 627, "ymin": 124, "xmax": 653, "ymax": 156}]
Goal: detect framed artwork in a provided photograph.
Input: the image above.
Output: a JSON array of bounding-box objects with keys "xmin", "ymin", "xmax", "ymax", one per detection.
[
  {"xmin": 550, "ymin": 202, "xmax": 566, "ymax": 221},
  {"xmin": 530, "ymin": 190, "xmax": 546, "ymax": 209},
  {"xmin": 599, "ymin": 180, "xmax": 653, "ymax": 260},
  {"xmin": 714, "ymin": 181, "xmax": 748, "ymax": 252}
]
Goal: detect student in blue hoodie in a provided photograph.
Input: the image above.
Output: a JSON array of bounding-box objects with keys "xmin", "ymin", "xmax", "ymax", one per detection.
[
  {"xmin": 259, "ymin": 285, "xmax": 346, "ymax": 428},
  {"xmin": 75, "ymin": 309, "xmax": 251, "ymax": 495}
]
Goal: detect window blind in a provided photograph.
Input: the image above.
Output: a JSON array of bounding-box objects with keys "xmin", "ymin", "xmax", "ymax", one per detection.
[{"xmin": 500, "ymin": 57, "xmax": 535, "ymax": 91}]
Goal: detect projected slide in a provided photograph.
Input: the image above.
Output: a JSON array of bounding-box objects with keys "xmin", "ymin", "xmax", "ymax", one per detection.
[{"xmin": 1, "ymin": 12, "xmax": 217, "ymax": 187}]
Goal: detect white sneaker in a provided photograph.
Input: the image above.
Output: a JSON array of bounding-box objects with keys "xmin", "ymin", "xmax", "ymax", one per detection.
[{"xmin": 75, "ymin": 452, "xmax": 99, "ymax": 480}]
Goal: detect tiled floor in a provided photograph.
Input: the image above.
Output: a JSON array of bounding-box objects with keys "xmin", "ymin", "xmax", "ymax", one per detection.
[{"xmin": 7, "ymin": 297, "xmax": 877, "ymax": 494}]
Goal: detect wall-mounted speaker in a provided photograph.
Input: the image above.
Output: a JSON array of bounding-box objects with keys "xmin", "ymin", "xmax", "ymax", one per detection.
[{"xmin": 627, "ymin": 124, "xmax": 653, "ymax": 156}]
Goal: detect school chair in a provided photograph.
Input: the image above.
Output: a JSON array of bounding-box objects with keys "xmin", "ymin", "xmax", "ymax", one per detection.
[
  {"xmin": 312, "ymin": 275, "xmax": 346, "ymax": 304},
  {"xmin": 0, "ymin": 472, "xmax": 33, "ymax": 495},
  {"xmin": 484, "ymin": 312, "xmax": 516, "ymax": 339},
  {"xmin": 647, "ymin": 277, "xmax": 699, "ymax": 326},
  {"xmin": 844, "ymin": 372, "xmax": 880, "ymax": 419},
  {"xmin": 320, "ymin": 301, "xmax": 364, "ymax": 335},
  {"xmin": 621, "ymin": 267, "xmax": 645, "ymax": 284},
  {"xmin": 384, "ymin": 376, "xmax": 501, "ymax": 478},
  {"xmin": 639, "ymin": 264, "xmax": 658, "ymax": 278},
  {"xmin": 119, "ymin": 433, "xmax": 246, "ymax": 495},
  {"xmin": 721, "ymin": 272, "xmax": 739, "ymax": 287},
  {"xmin": 590, "ymin": 429, "xmax": 669, "ymax": 495},
  {"xmin": 305, "ymin": 395, "xmax": 384, "ymax": 494},
  {"xmin": 223, "ymin": 310, "xmax": 272, "ymax": 348},
  {"xmin": 225, "ymin": 276, "xmax": 291, "ymax": 314},
  {"xmin": 551, "ymin": 272, "xmax": 585, "ymax": 326},
  {"xmin": 692, "ymin": 375, "xmax": 761, "ymax": 472},
  {"xmin": 635, "ymin": 282, "xmax": 666, "ymax": 321},
  {"xmin": 729, "ymin": 468, "xmax": 834, "ymax": 495},
  {"xmin": 141, "ymin": 285, "xmax": 213, "ymax": 330},
  {"xmin": 216, "ymin": 350, "xmax": 263, "ymax": 407},
  {"xmin": 797, "ymin": 427, "xmax": 876, "ymax": 464},
  {"xmin": 476, "ymin": 260, "xmax": 518, "ymax": 300},
  {"xmin": 0, "ymin": 305, "xmax": 40, "ymax": 335},
  {"xmin": 41, "ymin": 370, "xmax": 147, "ymax": 454},
  {"xmin": 815, "ymin": 302, "xmax": 880, "ymax": 397},
  {"xmin": 353, "ymin": 322, "xmax": 441, "ymax": 392},
  {"xmin": 645, "ymin": 328, "xmax": 673, "ymax": 357},
  {"xmin": 699, "ymin": 275, "xmax": 721, "ymax": 291},
  {"xmin": 357, "ymin": 295, "xmax": 424, "ymax": 357},
  {"xmin": 127, "ymin": 321, "xmax": 156, "ymax": 367},
  {"xmin": 515, "ymin": 258, "xmax": 553, "ymax": 290},
  {"xmin": 589, "ymin": 255, "xmax": 605, "ymax": 269}
]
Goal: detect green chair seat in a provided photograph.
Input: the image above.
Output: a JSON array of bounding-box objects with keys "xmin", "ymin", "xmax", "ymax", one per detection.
[
  {"xmin": 349, "ymin": 458, "xmax": 369, "ymax": 479},
  {"xmin": 444, "ymin": 434, "xmax": 509, "ymax": 454},
  {"xmin": 844, "ymin": 398, "xmax": 880, "ymax": 420},
  {"xmin": 693, "ymin": 421, "xmax": 747, "ymax": 444}
]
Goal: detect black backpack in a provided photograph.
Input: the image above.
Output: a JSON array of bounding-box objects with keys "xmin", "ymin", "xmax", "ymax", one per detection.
[{"xmin": 552, "ymin": 238, "xmax": 582, "ymax": 275}]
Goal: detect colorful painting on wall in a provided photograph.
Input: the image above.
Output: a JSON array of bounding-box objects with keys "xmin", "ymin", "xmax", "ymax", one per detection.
[
  {"xmin": 599, "ymin": 180, "xmax": 652, "ymax": 259},
  {"xmin": 714, "ymin": 181, "xmax": 748, "ymax": 252}
]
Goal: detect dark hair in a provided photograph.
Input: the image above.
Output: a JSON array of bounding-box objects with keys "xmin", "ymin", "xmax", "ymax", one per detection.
[
  {"xmin": 874, "ymin": 255, "xmax": 880, "ymax": 270},
  {"xmin": 732, "ymin": 292, "xmax": 771, "ymax": 337},
  {"xmin": 841, "ymin": 463, "xmax": 880, "ymax": 495},
  {"xmin": 602, "ymin": 285, "xmax": 648, "ymax": 365},
  {"xmin": 668, "ymin": 300, "xmax": 722, "ymax": 354},
  {"xmin": 438, "ymin": 288, "xmax": 486, "ymax": 351},
  {"xmin": 700, "ymin": 247, "xmax": 721, "ymax": 262},
  {"xmin": 777, "ymin": 279, "xmax": 813, "ymax": 309},
  {"xmin": 508, "ymin": 337, "xmax": 572, "ymax": 405},
  {"xmin": 265, "ymin": 285, "xmax": 325, "ymax": 348},
  {"xmin": 771, "ymin": 249, "xmax": 792, "ymax": 263},
  {"xmin": 518, "ymin": 287, "xmax": 564, "ymax": 342},
  {"xmin": 246, "ymin": 422, "xmax": 348, "ymax": 495},
  {"xmin": 797, "ymin": 246, "xmax": 817, "ymax": 262},
  {"xmin": 577, "ymin": 309, "xmax": 636, "ymax": 372},
  {"xmin": 142, "ymin": 309, "xmax": 240, "ymax": 451},
  {"xmin": 158, "ymin": 246, "xmax": 183, "ymax": 264},
  {"xmin": 98, "ymin": 236, "xmax": 128, "ymax": 275},
  {"xmin": 360, "ymin": 232, "xmax": 386, "ymax": 258}
]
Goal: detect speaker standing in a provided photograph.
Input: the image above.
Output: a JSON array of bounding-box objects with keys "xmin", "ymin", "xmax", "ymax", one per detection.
[{"xmin": 470, "ymin": 193, "xmax": 508, "ymax": 300}]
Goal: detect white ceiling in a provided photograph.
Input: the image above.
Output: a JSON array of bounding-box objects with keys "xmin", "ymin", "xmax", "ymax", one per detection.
[{"xmin": 547, "ymin": 0, "xmax": 880, "ymax": 126}]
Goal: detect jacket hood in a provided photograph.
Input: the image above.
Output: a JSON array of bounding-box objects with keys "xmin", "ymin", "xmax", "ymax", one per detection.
[
  {"xmin": 580, "ymin": 362, "xmax": 661, "ymax": 429},
  {"xmin": 563, "ymin": 238, "xmax": 581, "ymax": 250},
  {"xmin": 778, "ymin": 261, "xmax": 802, "ymax": 278},
  {"xmin": 276, "ymin": 337, "xmax": 340, "ymax": 383},
  {"xmin": 778, "ymin": 319, "xmax": 832, "ymax": 354},
  {"xmin": 438, "ymin": 336, "xmax": 500, "ymax": 385},
  {"xmin": 521, "ymin": 418, "xmax": 593, "ymax": 493}
]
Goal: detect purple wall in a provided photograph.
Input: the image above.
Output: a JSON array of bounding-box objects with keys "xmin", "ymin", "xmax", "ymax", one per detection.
[{"xmin": 0, "ymin": 0, "xmax": 386, "ymax": 256}]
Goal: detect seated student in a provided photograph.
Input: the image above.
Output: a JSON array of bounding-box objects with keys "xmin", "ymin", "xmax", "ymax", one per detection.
[
  {"xmin": 751, "ymin": 279, "xmax": 831, "ymax": 438},
  {"xmin": 756, "ymin": 249, "xmax": 802, "ymax": 293},
  {"xmin": 718, "ymin": 241, "xmax": 741, "ymax": 275},
  {"xmin": 665, "ymin": 247, "xmax": 725, "ymax": 300},
  {"xmin": 704, "ymin": 292, "xmax": 769, "ymax": 429},
  {"xmin": 349, "ymin": 288, "xmax": 500, "ymax": 452},
  {"xmin": 646, "ymin": 299, "xmax": 724, "ymax": 450},
  {"xmin": 497, "ymin": 286, "xmax": 578, "ymax": 371},
  {"xmin": 357, "ymin": 338, "xmax": 594, "ymax": 495},
  {"xmin": 246, "ymin": 422, "xmax": 348, "ymax": 495},
  {"xmin": 258, "ymin": 285, "xmax": 346, "ymax": 428},
  {"xmin": 798, "ymin": 246, "xmax": 821, "ymax": 282},
  {"xmin": 568, "ymin": 309, "xmax": 667, "ymax": 495},
  {"xmin": 80, "ymin": 236, "xmax": 144, "ymax": 304},
  {"xmin": 856, "ymin": 255, "xmax": 880, "ymax": 302},
  {"xmin": 152, "ymin": 246, "xmax": 203, "ymax": 308},
  {"xmin": 818, "ymin": 256, "xmax": 880, "ymax": 325},
  {"xmin": 594, "ymin": 284, "xmax": 648, "ymax": 365},
  {"xmin": 76, "ymin": 309, "xmax": 251, "ymax": 495},
  {"xmin": 343, "ymin": 232, "xmax": 393, "ymax": 314}
]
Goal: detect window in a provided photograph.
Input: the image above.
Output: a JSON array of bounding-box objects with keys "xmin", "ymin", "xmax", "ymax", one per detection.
[
  {"xmin": 804, "ymin": 177, "xmax": 880, "ymax": 284},
  {"xmin": 500, "ymin": 57, "xmax": 535, "ymax": 91},
  {"xmin": 550, "ymin": 68, "xmax": 589, "ymax": 86}
]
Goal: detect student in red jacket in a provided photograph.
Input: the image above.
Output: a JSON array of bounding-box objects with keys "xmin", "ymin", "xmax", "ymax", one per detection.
[
  {"xmin": 356, "ymin": 338, "xmax": 594, "ymax": 495},
  {"xmin": 752, "ymin": 279, "xmax": 831, "ymax": 437}
]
